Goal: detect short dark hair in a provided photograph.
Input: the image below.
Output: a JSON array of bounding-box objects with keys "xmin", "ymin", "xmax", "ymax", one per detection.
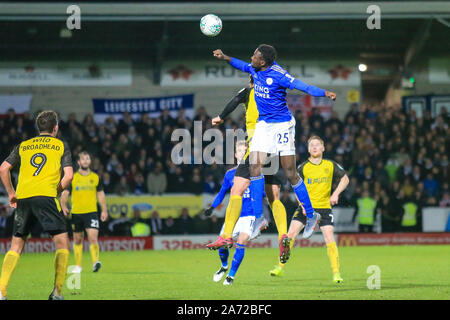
[
  {"xmin": 257, "ymin": 44, "xmax": 277, "ymax": 66},
  {"xmin": 78, "ymin": 151, "xmax": 90, "ymax": 160},
  {"xmin": 36, "ymin": 110, "xmax": 58, "ymax": 133}
]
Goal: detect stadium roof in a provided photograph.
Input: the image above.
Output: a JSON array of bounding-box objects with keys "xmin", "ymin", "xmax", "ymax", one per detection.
[
  {"xmin": 1, "ymin": 1, "xmax": 449, "ymax": 21},
  {"xmin": 0, "ymin": 1, "xmax": 448, "ymax": 59},
  {"xmin": 0, "ymin": 1, "xmax": 449, "ymax": 100},
  {"xmin": 1, "ymin": 18, "xmax": 448, "ymax": 60}
]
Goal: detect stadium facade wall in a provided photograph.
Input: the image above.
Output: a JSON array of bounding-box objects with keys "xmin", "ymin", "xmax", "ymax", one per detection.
[
  {"xmin": 413, "ymin": 57, "xmax": 450, "ymax": 95},
  {"xmin": 0, "ymin": 63, "xmax": 355, "ymax": 120},
  {"xmin": 0, "ymin": 67, "xmax": 231, "ymax": 120}
]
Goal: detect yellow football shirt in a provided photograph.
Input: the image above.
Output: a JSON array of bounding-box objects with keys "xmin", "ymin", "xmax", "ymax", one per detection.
[
  {"xmin": 297, "ymin": 159, "xmax": 346, "ymax": 209},
  {"xmin": 219, "ymin": 86, "xmax": 258, "ymax": 160},
  {"xmin": 5, "ymin": 134, "xmax": 72, "ymax": 199},
  {"xmin": 70, "ymin": 171, "xmax": 103, "ymax": 214},
  {"xmin": 244, "ymin": 88, "xmax": 259, "ymax": 140}
]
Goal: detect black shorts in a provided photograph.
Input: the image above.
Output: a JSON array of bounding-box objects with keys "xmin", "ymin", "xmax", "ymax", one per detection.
[
  {"xmin": 292, "ymin": 207, "xmax": 334, "ymax": 227},
  {"xmin": 72, "ymin": 212, "xmax": 100, "ymax": 232},
  {"xmin": 235, "ymin": 157, "xmax": 250, "ymax": 180},
  {"xmin": 13, "ymin": 196, "xmax": 67, "ymax": 237},
  {"xmin": 235, "ymin": 154, "xmax": 285, "ymax": 186}
]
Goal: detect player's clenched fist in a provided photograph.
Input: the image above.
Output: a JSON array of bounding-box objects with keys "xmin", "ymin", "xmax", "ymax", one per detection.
[
  {"xmin": 8, "ymin": 192, "xmax": 17, "ymax": 209},
  {"xmin": 212, "ymin": 116, "xmax": 223, "ymax": 126},
  {"xmin": 325, "ymin": 91, "xmax": 337, "ymax": 101},
  {"xmin": 213, "ymin": 49, "xmax": 225, "ymax": 59},
  {"xmin": 330, "ymin": 193, "xmax": 339, "ymax": 206},
  {"xmin": 213, "ymin": 49, "xmax": 232, "ymax": 62}
]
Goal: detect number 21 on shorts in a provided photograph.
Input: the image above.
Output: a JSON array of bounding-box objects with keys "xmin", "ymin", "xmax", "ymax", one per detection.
[{"xmin": 91, "ymin": 219, "xmax": 99, "ymax": 228}]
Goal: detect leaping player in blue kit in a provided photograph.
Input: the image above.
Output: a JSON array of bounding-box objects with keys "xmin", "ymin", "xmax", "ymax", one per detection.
[
  {"xmin": 207, "ymin": 45, "xmax": 337, "ymax": 259},
  {"xmin": 204, "ymin": 141, "xmax": 268, "ymax": 285}
]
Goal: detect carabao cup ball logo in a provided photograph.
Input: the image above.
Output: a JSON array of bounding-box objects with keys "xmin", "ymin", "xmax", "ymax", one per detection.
[{"xmin": 200, "ymin": 14, "xmax": 222, "ymax": 37}]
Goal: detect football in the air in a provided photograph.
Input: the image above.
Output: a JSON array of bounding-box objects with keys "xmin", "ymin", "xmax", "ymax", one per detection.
[{"xmin": 200, "ymin": 14, "xmax": 222, "ymax": 37}]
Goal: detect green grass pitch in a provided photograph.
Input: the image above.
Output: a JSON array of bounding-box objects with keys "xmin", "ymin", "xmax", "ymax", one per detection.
[{"xmin": 3, "ymin": 245, "xmax": 449, "ymax": 300}]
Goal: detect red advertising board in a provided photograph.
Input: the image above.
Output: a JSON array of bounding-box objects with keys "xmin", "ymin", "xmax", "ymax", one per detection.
[
  {"xmin": 338, "ymin": 233, "xmax": 450, "ymax": 247},
  {"xmin": 1, "ymin": 233, "xmax": 448, "ymax": 254},
  {"xmin": 0, "ymin": 236, "xmax": 153, "ymax": 254},
  {"xmin": 152, "ymin": 234, "xmax": 326, "ymax": 250}
]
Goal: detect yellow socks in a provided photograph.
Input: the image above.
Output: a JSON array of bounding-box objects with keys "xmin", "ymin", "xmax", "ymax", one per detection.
[
  {"xmin": 222, "ymin": 195, "xmax": 242, "ymax": 238},
  {"xmin": 326, "ymin": 241, "xmax": 340, "ymax": 274},
  {"xmin": 0, "ymin": 251, "xmax": 20, "ymax": 297},
  {"xmin": 272, "ymin": 200, "xmax": 288, "ymax": 241},
  {"xmin": 90, "ymin": 243, "xmax": 100, "ymax": 264},
  {"xmin": 275, "ymin": 241, "xmax": 340, "ymax": 275},
  {"xmin": 75, "ymin": 242, "xmax": 100, "ymax": 266},
  {"xmin": 73, "ymin": 243, "xmax": 83, "ymax": 267},
  {"xmin": 54, "ymin": 249, "xmax": 69, "ymax": 295},
  {"xmin": 1, "ymin": 249, "xmax": 71, "ymax": 297}
]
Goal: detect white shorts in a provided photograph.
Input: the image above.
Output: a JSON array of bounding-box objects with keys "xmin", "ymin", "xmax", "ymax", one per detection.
[
  {"xmin": 220, "ymin": 216, "xmax": 267, "ymax": 241},
  {"xmin": 249, "ymin": 117, "xmax": 296, "ymax": 156}
]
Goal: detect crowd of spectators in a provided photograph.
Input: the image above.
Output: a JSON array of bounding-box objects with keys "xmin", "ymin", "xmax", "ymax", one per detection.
[{"xmin": 0, "ymin": 102, "xmax": 448, "ymax": 236}]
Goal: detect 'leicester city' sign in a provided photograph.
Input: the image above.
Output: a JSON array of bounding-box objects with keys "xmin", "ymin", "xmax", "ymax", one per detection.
[{"xmin": 93, "ymin": 94, "xmax": 194, "ymax": 122}]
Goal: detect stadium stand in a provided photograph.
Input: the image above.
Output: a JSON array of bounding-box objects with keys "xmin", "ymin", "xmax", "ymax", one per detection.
[{"xmin": 0, "ymin": 103, "xmax": 448, "ymax": 237}]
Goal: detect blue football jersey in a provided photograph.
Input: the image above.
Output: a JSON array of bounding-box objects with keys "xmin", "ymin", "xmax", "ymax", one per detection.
[
  {"xmin": 229, "ymin": 57, "xmax": 325, "ymax": 123},
  {"xmin": 211, "ymin": 167, "xmax": 265, "ymax": 218}
]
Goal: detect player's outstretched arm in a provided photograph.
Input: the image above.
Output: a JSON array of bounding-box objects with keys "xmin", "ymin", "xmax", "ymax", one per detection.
[
  {"xmin": 205, "ymin": 172, "xmax": 233, "ymax": 216},
  {"xmin": 0, "ymin": 161, "xmax": 17, "ymax": 208},
  {"xmin": 330, "ymin": 174, "xmax": 350, "ymax": 206},
  {"xmin": 212, "ymin": 87, "xmax": 250, "ymax": 126},
  {"xmin": 213, "ymin": 49, "xmax": 253, "ymax": 74},
  {"xmin": 211, "ymin": 116, "xmax": 224, "ymax": 126},
  {"xmin": 213, "ymin": 49, "xmax": 231, "ymax": 62},
  {"xmin": 203, "ymin": 207, "xmax": 214, "ymax": 217},
  {"xmin": 325, "ymin": 91, "xmax": 337, "ymax": 100},
  {"xmin": 282, "ymin": 75, "xmax": 336, "ymax": 100},
  {"xmin": 210, "ymin": 180, "xmax": 231, "ymax": 209}
]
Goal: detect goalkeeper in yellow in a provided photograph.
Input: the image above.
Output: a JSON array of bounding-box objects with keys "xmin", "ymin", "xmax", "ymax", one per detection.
[
  {"xmin": 61, "ymin": 151, "xmax": 108, "ymax": 273},
  {"xmin": 210, "ymin": 75, "xmax": 291, "ymax": 263},
  {"xmin": 270, "ymin": 135, "xmax": 349, "ymax": 283}
]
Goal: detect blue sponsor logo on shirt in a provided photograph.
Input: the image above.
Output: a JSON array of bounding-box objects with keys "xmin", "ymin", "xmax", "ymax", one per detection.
[
  {"xmin": 308, "ymin": 177, "xmax": 331, "ymax": 185},
  {"xmin": 75, "ymin": 185, "xmax": 95, "ymax": 191}
]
